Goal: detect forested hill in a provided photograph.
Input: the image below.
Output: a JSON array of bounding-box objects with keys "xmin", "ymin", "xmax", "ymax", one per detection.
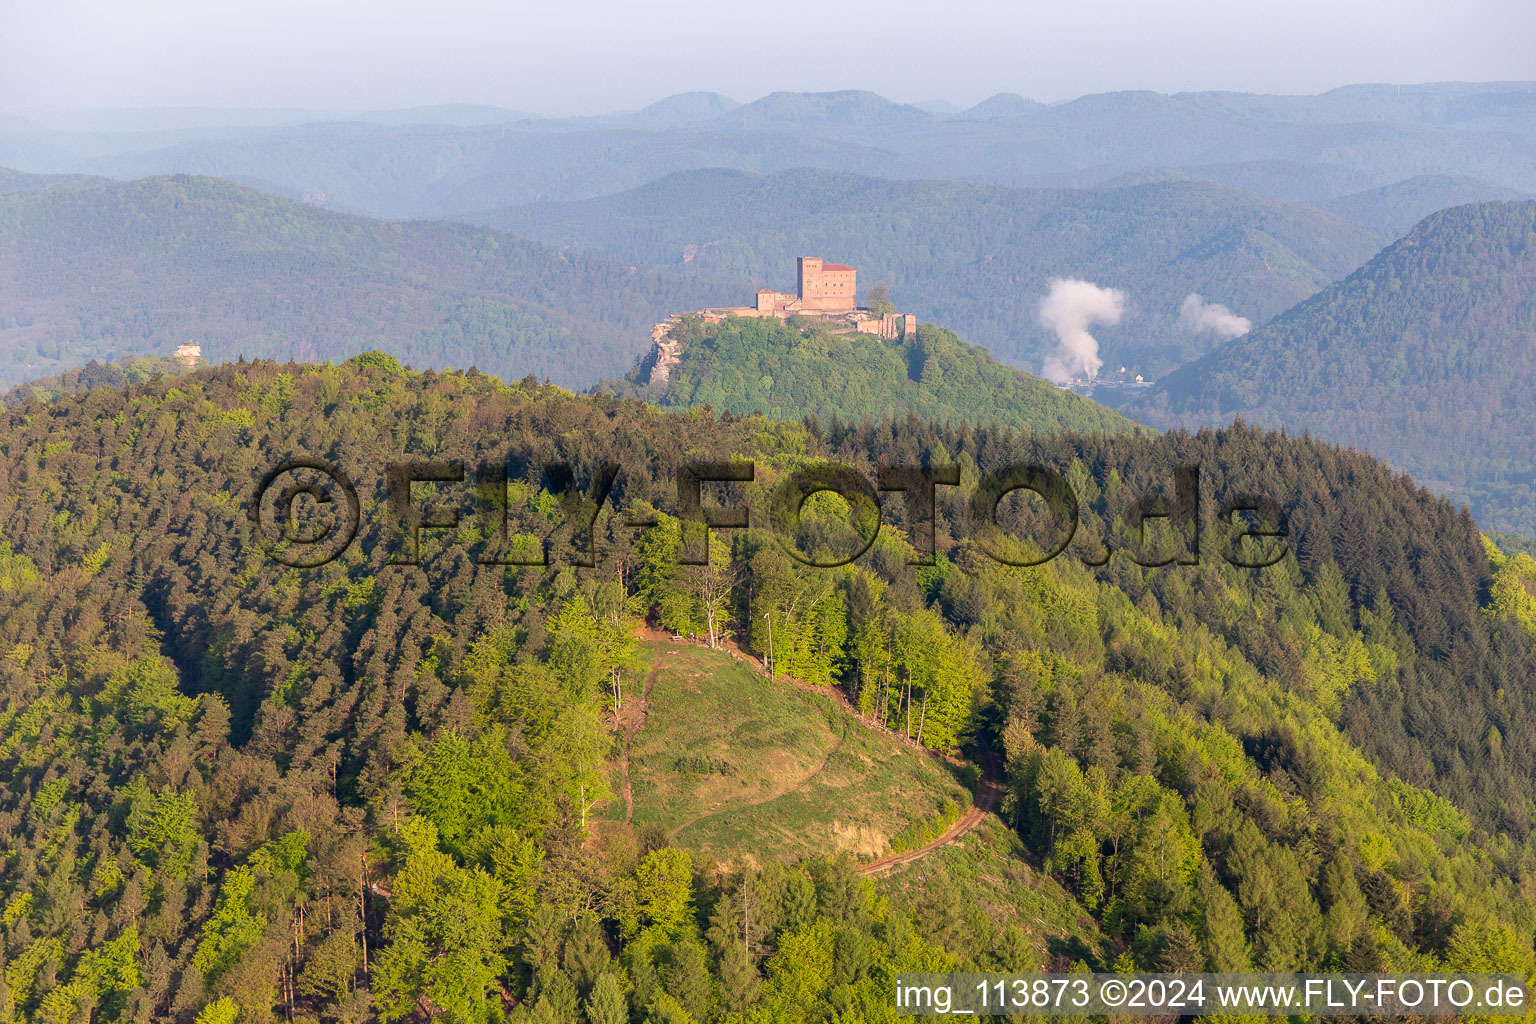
[
  {"xmin": 1, "ymin": 356, "xmax": 1534, "ymax": 1022},
  {"xmin": 0, "ymin": 173, "xmax": 745, "ymax": 388},
  {"xmin": 0, "ymin": 166, "xmax": 114, "ymax": 194},
  {"xmin": 2, "ymin": 353, "xmax": 203, "ymax": 407},
  {"xmin": 604, "ymin": 314, "xmax": 1138, "ymax": 435},
  {"xmin": 1125, "ymin": 201, "xmax": 1536, "ymax": 533},
  {"xmin": 1317, "ymin": 174, "xmax": 1534, "ymax": 239},
  {"xmin": 472, "ymin": 168, "xmax": 1381, "ymax": 374}
]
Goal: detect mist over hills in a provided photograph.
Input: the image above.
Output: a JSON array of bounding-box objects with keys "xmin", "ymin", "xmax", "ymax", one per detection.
[
  {"xmin": 618, "ymin": 91, "xmax": 740, "ymax": 128},
  {"xmin": 35, "ymin": 122, "xmax": 917, "ymax": 218},
  {"xmin": 8, "ymin": 84, "xmax": 1536, "ymax": 528},
  {"xmin": 6, "ymin": 83, "xmax": 1536, "ymax": 218},
  {"xmin": 475, "ymin": 167, "xmax": 1381, "ymax": 374},
  {"xmin": 1125, "ymin": 200, "xmax": 1536, "ymax": 533},
  {"xmin": 0, "ymin": 166, "xmax": 113, "ymax": 194},
  {"xmin": 0, "ymin": 174, "xmax": 745, "ymax": 387},
  {"xmin": 1318, "ymin": 174, "xmax": 1534, "ymax": 237},
  {"xmin": 712, "ymin": 89, "xmax": 937, "ymax": 136}
]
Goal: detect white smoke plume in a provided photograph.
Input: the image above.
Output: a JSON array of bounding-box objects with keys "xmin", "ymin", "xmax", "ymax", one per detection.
[
  {"xmin": 1177, "ymin": 293, "xmax": 1251, "ymax": 340},
  {"xmin": 1038, "ymin": 278, "xmax": 1125, "ymax": 384}
]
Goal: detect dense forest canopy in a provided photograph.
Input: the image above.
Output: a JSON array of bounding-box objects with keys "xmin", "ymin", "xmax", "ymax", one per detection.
[
  {"xmin": 0, "ymin": 356, "xmax": 1532, "ymax": 1024},
  {"xmin": 0, "ymin": 175, "xmax": 745, "ymax": 389},
  {"xmin": 2, "ymin": 354, "xmax": 203, "ymax": 408},
  {"xmin": 1127, "ymin": 201, "xmax": 1536, "ymax": 534},
  {"xmin": 0, "ymin": 168, "xmax": 114, "ymax": 196}
]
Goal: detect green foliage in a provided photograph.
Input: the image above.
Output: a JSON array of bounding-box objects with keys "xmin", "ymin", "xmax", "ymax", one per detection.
[
  {"xmin": 27, "ymin": 776, "xmax": 68, "ymax": 822},
  {"xmin": 80, "ymin": 541, "xmax": 111, "ymax": 575},
  {"xmin": 103, "ymin": 655, "xmax": 195, "ymax": 731},
  {"xmin": 123, "ymin": 780, "xmax": 200, "ymax": 875},
  {"xmin": 1485, "ymin": 536, "xmax": 1536, "ymax": 636},
  {"xmin": 585, "ymin": 973, "xmax": 629, "ymax": 1024},
  {"xmin": 0, "ymin": 538, "xmax": 39, "ymax": 591},
  {"xmin": 632, "ymin": 848, "xmax": 695, "ymax": 935},
  {"xmin": 616, "ymin": 315, "xmax": 1136, "ymax": 436},
  {"xmin": 192, "ymin": 867, "xmax": 265, "ymax": 979},
  {"xmin": 78, "ymin": 925, "xmax": 144, "ymax": 996},
  {"xmin": 2, "ymin": 891, "xmax": 32, "ymax": 926},
  {"xmin": 372, "ymin": 819, "xmax": 508, "ymax": 1024},
  {"xmin": 345, "ymin": 350, "xmax": 408, "ymax": 377},
  {"xmin": 0, "ymin": 356, "xmax": 1532, "ymax": 1024},
  {"xmin": 297, "ymin": 929, "xmax": 360, "ymax": 1002},
  {"xmin": 3, "ymin": 352, "xmax": 200, "ymax": 408},
  {"xmin": 194, "ymin": 997, "xmax": 240, "ymax": 1024},
  {"xmin": 398, "ymin": 729, "xmax": 528, "ymax": 857},
  {"xmin": 5, "ymin": 937, "xmax": 65, "ymax": 1020},
  {"xmin": 889, "ymin": 798, "xmax": 963, "ymax": 854}
]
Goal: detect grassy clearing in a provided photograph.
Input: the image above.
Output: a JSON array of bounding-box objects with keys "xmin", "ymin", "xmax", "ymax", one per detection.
[{"xmin": 621, "ymin": 640, "xmax": 971, "ymax": 865}]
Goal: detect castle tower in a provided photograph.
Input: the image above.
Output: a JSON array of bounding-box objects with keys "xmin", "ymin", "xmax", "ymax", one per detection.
[
  {"xmin": 796, "ymin": 257, "xmax": 822, "ymax": 305},
  {"xmin": 797, "ymin": 256, "xmax": 856, "ymax": 312}
]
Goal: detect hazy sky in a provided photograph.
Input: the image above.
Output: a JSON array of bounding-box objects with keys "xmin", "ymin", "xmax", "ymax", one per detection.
[{"xmin": 5, "ymin": 0, "xmax": 1536, "ymax": 117}]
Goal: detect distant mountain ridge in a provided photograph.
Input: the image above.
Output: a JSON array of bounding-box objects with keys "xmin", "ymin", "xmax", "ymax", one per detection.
[
  {"xmin": 1125, "ymin": 200, "xmax": 1536, "ymax": 532},
  {"xmin": 1319, "ymin": 174, "xmax": 1534, "ymax": 237},
  {"xmin": 0, "ymin": 166, "xmax": 115, "ymax": 194},
  {"xmin": 715, "ymin": 90, "xmax": 935, "ymax": 135},
  {"xmin": 0, "ymin": 173, "xmax": 747, "ymax": 387},
  {"xmin": 8, "ymin": 83, "xmax": 1536, "ymax": 217},
  {"xmin": 621, "ymin": 91, "xmax": 740, "ymax": 128}
]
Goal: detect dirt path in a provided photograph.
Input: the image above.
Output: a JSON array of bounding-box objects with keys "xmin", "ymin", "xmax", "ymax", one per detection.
[
  {"xmin": 858, "ymin": 740, "xmax": 1005, "ymax": 876},
  {"xmin": 617, "ymin": 665, "xmax": 661, "ymax": 823},
  {"xmin": 667, "ymin": 722, "xmax": 847, "ymax": 841}
]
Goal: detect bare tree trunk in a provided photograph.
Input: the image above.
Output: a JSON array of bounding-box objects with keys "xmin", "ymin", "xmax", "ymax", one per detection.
[
  {"xmin": 742, "ymin": 874, "xmax": 753, "ymax": 956},
  {"xmin": 880, "ymin": 638, "xmax": 892, "ymax": 726},
  {"xmin": 904, "ymin": 676, "xmax": 912, "ymax": 738},
  {"xmin": 358, "ymin": 851, "xmax": 370, "ymax": 977}
]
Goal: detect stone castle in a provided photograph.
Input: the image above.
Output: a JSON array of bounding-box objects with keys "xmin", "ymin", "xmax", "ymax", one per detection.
[{"xmin": 648, "ymin": 257, "xmax": 917, "ymax": 383}]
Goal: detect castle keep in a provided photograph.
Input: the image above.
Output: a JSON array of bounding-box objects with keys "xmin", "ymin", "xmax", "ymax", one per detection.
[{"xmin": 648, "ymin": 257, "xmax": 916, "ymax": 383}]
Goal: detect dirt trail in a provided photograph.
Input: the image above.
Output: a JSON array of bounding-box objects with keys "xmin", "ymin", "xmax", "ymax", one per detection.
[
  {"xmin": 617, "ymin": 665, "xmax": 661, "ymax": 823},
  {"xmin": 668, "ymin": 722, "xmax": 847, "ymax": 841},
  {"xmin": 858, "ymin": 740, "xmax": 1005, "ymax": 876}
]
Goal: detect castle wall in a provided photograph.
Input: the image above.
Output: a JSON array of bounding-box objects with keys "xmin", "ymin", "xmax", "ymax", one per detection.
[
  {"xmin": 796, "ymin": 256, "xmax": 856, "ymax": 311},
  {"xmin": 650, "ymin": 258, "xmax": 910, "ymax": 385},
  {"xmin": 853, "ymin": 312, "xmax": 906, "ymax": 340}
]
